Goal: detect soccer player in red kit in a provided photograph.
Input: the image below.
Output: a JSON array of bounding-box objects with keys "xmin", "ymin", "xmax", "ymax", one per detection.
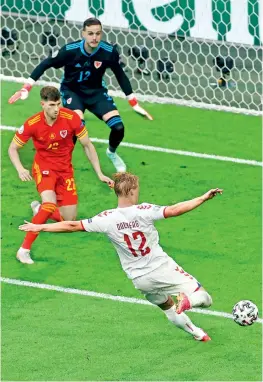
[{"xmin": 8, "ymin": 86, "xmax": 113, "ymax": 264}]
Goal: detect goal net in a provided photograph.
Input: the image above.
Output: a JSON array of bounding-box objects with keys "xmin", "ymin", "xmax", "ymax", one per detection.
[{"xmin": 1, "ymin": 0, "xmax": 262, "ymax": 115}]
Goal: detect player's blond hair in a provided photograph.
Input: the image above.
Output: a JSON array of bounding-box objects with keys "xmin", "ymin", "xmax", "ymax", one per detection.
[{"xmin": 113, "ymin": 172, "xmax": 139, "ymax": 197}]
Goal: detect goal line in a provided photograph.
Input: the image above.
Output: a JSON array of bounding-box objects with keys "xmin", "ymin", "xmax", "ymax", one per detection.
[{"xmin": 1, "ymin": 75, "xmax": 262, "ymax": 117}]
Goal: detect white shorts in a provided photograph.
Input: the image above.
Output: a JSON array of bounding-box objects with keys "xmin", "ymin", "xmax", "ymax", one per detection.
[{"xmin": 132, "ymin": 257, "xmax": 201, "ymax": 305}]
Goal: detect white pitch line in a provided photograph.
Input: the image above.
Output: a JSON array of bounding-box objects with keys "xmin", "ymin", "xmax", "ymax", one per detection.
[
  {"xmin": 2, "ymin": 74, "xmax": 263, "ymax": 117},
  {"xmin": 1, "ymin": 277, "xmax": 262, "ymax": 324},
  {"xmin": 1, "ymin": 125, "xmax": 262, "ymax": 167}
]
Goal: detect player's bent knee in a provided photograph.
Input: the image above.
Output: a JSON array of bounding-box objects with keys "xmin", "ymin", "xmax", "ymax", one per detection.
[
  {"xmin": 112, "ymin": 122, "xmax": 124, "ymax": 133},
  {"xmin": 197, "ymin": 286, "xmax": 212, "ymax": 306},
  {"xmin": 107, "ymin": 118, "xmax": 125, "ymax": 149},
  {"xmin": 106, "ymin": 116, "xmax": 125, "ymax": 133},
  {"xmin": 206, "ymin": 293, "xmax": 213, "ymax": 307},
  {"xmin": 40, "ymin": 190, "xmax": 57, "ymax": 204},
  {"xmin": 201, "ymin": 291, "xmax": 213, "ymax": 307},
  {"xmin": 62, "ymin": 212, "xmax": 77, "ymax": 221},
  {"xmin": 59, "ymin": 205, "xmax": 77, "ymax": 221},
  {"xmin": 157, "ymin": 296, "xmax": 174, "ymax": 310},
  {"xmin": 102, "ymin": 110, "xmax": 119, "ymax": 121}
]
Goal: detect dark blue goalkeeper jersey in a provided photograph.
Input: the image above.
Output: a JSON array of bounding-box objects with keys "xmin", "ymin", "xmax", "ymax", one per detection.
[{"xmin": 30, "ymin": 39, "xmax": 132, "ymax": 96}]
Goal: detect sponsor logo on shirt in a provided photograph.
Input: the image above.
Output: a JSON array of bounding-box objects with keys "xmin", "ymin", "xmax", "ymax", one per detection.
[
  {"xmin": 94, "ymin": 61, "xmax": 102, "ymax": 69},
  {"xmin": 49, "ymin": 133, "xmax": 56, "ymax": 140},
  {"xmin": 60, "ymin": 130, "xmax": 68, "ymax": 138},
  {"xmin": 67, "ymin": 98, "xmax": 72, "ymax": 104}
]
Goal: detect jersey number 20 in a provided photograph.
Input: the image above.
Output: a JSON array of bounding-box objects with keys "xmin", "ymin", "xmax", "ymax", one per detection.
[{"xmin": 124, "ymin": 231, "xmax": 151, "ymax": 257}]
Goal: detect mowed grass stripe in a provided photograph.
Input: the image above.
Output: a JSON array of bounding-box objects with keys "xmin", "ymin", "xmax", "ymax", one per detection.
[
  {"xmin": 1, "ymin": 125, "xmax": 262, "ymax": 167},
  {"xmin": 1, "ymin": 277, "xmax": 262, "ymax": 324}
]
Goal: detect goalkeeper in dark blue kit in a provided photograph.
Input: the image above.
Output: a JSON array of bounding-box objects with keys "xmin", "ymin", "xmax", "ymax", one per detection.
[{"xmin": 9, "ymin": 17, "xmax": 153, "ymax": 172}]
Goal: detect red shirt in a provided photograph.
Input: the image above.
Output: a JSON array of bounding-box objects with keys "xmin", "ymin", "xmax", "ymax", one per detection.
[{"xmin": 13, "ymin": 108, "xmax": 87, "ymax": 171}]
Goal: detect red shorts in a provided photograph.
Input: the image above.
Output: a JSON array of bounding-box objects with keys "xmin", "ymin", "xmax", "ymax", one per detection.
[{"xmin": 32, "ymin": 160, "xmax": 78, "ymax": 207}]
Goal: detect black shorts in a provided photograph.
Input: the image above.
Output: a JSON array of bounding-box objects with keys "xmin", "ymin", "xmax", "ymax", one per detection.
[{"xmin": 60, "ymin": 86, "xmax": 118, "ymax": 119}]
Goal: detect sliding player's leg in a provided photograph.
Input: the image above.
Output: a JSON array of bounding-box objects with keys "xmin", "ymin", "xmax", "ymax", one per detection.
[
  {"xmin": 132, "ymin": 258, "xmax": 211, "ymax": 341},
  {"xmin": 157, "ymin": 258, "xmax": 212, "ymax": 314},
  {"xmin": 176, "ymin": 286, "xmax": 213, "ymax": 314},
  {"xmin": 144, "ymin": 292, "xmax": 211, "ymax": 342},
  {"xmin": 157, "ymin": 296, "xmax": 211, "ymax": 342}
]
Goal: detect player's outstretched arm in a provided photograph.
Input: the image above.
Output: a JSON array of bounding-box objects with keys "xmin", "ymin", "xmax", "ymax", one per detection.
[
  {"xmin": 164, "ymin": 188, "xmax": 223, "ymax": 218},
  {"xmin": 79, "ymin": 135, "xmax": 114, "ymax": 187},
  {"xmin": 19, "ymin": 220, "xmax": 84, "ymax": 233},
  {"xmin": 8, "ymin": 47, "xmax": 67, "ymax": 104},
  {"xmin": 110, "ymin": 47, "xmax": 153, "ymax": 120},
  {"xmin": 8, "ymin": 78, "xmax": 36, "ymax": 104},
  {"xmin": 8, "ymin": 141, "xmax": 32, "ymax": 181},
  {"xmin": 126, "ymin": 94, "xmax": 153, "ymax": 121}
]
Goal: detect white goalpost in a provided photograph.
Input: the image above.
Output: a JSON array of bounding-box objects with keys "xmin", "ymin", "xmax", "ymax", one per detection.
[{"xmin": 1, "ymin": 0, "xmax": 262, "ymax": 116}]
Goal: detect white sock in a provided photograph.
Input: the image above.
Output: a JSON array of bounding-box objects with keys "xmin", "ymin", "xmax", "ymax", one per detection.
[
  {"xmin": 164, "ymin": 306, "xmax": 204, "ymax": 337},
  {"xmin": 107, "ymin": 148, "xmax": 116, "ymax": 155},
  {"xmin": 189, "ymin": 291, "xmax": 212, "ymax": 308},
  {"xmin": 20, "ymin": 247, "xmax": 30, "ymax": 253}
]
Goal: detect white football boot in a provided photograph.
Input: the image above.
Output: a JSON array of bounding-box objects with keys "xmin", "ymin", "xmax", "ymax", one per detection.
[
  {"xmin": 194, "ymin": 329, "xmax": 211, "ymax": 342},
  {"xmin": 16, "ymin": 247, "xmax": 34, "ymax": 264},
  {"xmin": 106, "ymin": 148, "xmax": 126, "ymax": 172},
  {"xmin": 31, "ymin": 201, "xmax": 41, "ymax": 216}
]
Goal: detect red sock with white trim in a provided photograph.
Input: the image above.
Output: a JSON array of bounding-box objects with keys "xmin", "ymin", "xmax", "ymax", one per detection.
[
  {"xmin": 21, "ymin": 202, "xmax": 56, "ymax": 250},
  {"xmin": 50, "ymin": 207, "xmax": 64, "ymax": 222}
]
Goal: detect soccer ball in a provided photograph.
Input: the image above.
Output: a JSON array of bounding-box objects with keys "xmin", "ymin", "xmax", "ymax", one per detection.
[{"xmin": 232, "ymin": 300, "xmax": 258, "ymax": 326}]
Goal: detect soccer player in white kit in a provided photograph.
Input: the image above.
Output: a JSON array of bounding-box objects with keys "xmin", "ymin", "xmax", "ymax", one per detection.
[{"xmin": 19, "ymin": 172, "xmax": 223, "ymax": 342}]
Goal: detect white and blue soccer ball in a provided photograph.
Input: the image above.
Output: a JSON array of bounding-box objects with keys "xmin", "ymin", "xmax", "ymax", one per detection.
[{"xmin": 232, "ymin": 300, "xmax": 258, "ymax": 326}]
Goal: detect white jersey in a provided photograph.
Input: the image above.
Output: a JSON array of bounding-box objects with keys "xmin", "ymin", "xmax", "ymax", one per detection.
[{"xmin": 81, "ymin": 203, "xmax": 170, "ymax": 279}]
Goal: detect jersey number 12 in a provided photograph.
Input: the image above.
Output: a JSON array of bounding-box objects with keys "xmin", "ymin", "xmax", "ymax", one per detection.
[
  {"xmin": 77, "ymin": 71, "xmax": 91, "ymax": 82},
  {"xmin": 124, "ymin": 231, "xmax": 151, "ymax": 257}
]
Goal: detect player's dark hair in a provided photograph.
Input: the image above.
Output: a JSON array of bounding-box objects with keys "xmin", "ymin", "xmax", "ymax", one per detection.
[
  {"xmin": 83, "ymin": 17, "xmax": 102, "ymax": 30},
  {"xmin": 40, "ymin": 86, "xmax": 60, "ymax": 102},
  {"xmin": 113, "ymin": 172, "xmax": 139, "ymax": 197}
]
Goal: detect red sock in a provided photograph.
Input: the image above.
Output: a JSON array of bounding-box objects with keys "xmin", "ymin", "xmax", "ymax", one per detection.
[
  {"xmin": 50, "ymin": 207, "xmax": 64, "ymax": 222},
  {"xmin": 22, "ymin": 202, "xmax": 57, "ymax": 250}
]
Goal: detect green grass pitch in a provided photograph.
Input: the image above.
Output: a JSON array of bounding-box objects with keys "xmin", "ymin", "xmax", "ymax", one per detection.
[{"xmin": 1, "ymin": 81, "xmax": 262, "ymax": 381}]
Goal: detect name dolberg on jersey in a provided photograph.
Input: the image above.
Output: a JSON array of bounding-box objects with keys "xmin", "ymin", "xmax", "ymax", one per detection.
[{"xmin": 116, "ymin": 220, "xmax": 140, "ymax": 231}]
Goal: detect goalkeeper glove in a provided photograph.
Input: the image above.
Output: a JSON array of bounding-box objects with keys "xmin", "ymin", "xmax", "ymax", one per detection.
[
  {"xmin": 8, "ymin": 79, "xmax": 35, "ymax": 104},
  {"xmin": 127, "ymin": 94, "xmax": 153, "ymax": 120}
]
